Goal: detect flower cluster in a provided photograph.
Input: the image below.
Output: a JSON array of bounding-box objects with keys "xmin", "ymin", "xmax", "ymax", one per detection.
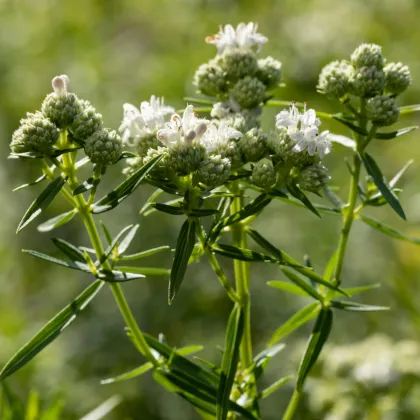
[
  {"xmin": 10, "ymin": 75, "xmax": 121, "ymax": 166},
  {"xmin": 318, "ymin": 43, "xmax": 411, "ymax": 126}
]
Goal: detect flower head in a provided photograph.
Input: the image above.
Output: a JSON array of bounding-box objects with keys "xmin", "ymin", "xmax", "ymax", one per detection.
[
  {"xmin": 205, "ymin": 22, "xmax": 268, "ymax": 55},
  {"xmin": 276, "ymin": 103, "xmax": 331, "ymax": 159},
  {"xmin": 200, "ymin": 120, "xmax": 242, "ymax": 153},
  {"xmin": 119, "ymin": 96, "xmax": 174, "ymax": 145}
]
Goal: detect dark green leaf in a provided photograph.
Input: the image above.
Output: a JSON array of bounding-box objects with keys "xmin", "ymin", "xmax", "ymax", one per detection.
[
  {"xmin": 278, "ymin": 269, "xmax": 324, "ymax": 301},
  {"xmin": 17, "ymin": 176, "xmax": 68, "ymax": 232},
  {"xmin": 72, "ymin": 177, "xmax": 100, "ymax": 196},
  {"xmin": 217, "ymin": 305, "xmax": 244, "ymax": 420},
  {"xmin": 146, "ymin": 177, "xmax": 180, "ymax": 195},
  {"xmin": 211, "ymin": 244, "xmax": 276, "ymax": 263},
  {"xmin": 97, "ymin": 269, "xmax": 145, "ymax": 282},
  {"xmin": 251, "ymin": 343, "xmax": 285, "ymax": 380},
  {"xmin": 267, "ymin": 281, "xmax": 310, "ymax": 297},
  {"xmin": 51, "ymin": 147, "xmax": 82, "ymax": 157},
  {"xmin": 169, "ymin": 219, "xmax": 197, "ymax": 303},
  {"xmin": 100, "ymin": 221, "xmax": 113, "ymax": 245},
  {"xmin": 296, "ymin": 308, "xmax": 333, "ymax": 391},
  {"xmin": 118, "ymin": 151, "xmax": 138, "ymax": 160},
  {"xmin": 286, "ymin": 180, "xmax": 320, "ymax": 217},
  {"xmin": 331, "ymin": 301, "xmax": 389, "ymax": 311},
  {"xmin": 150, "ymin": 203, "xmax": 185, "ymax": 215},
  {"xmin": 51, "ymin": 238, "xmax": 86, "ymax": 263},
  {"xmin": 259, "ymin": 376, "xmax": 294, "ymax": 400},
  {"xmin": 267, "ymin": 302, "xmax": 321, "ymax": 347},
  {"xmin": 23, "ymin": 249, "xmax": 90, "ymax": 272},
  {"xmin": 359, "ymin": 214, "xmax": 420, "ymax": 244},
  {"xmin": 13, "ymin": 173, "xmax": 47, "ymax": 192},
  {"xmin": 333, "ymin": 115, "xmax": 367, "ymax": 135},
  {"xmin": 361, "ymin": 153, "xmax": 406, "ymax": 219},
  {"xmin": 37, "ymin": 210, "xmax": 76, "ymax": 233},
  {"xmin": 120, "ymin": 245, "xmax": 171, "ymax": 261},
  {"xmin": 116, "ymin": 266, "xmax": 170, "ymax": 276},
  {"xmin": 0, "ymin": 280, "xmax": 103, "ymax": 380},
  {"xmin": 92, "ymin": 154, "xmax": 163, "ymax": 213},
  {"xmin": 375, "ymin": 126, "xmax": 418, "ymax": 140},
  {"xmin": 188, "ymin": 208, "xmax": 220, "ymax": 217},
  {"xmin": 100, "ymin": 225, "xmax": 135, "ymax": 264}
]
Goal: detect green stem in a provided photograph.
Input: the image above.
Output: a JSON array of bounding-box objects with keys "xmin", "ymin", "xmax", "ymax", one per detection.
[{"xmin": 282, "ymin": 390, "xmax": 302, "ymax": 420}]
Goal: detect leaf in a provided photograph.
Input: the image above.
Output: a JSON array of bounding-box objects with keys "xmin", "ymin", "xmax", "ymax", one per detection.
[
  {"xmin": 259, "ymin": 376, "xmax": 294, "ymax": 400},
  {"xmin": 100, "ymin": 221, "xmax": 113, "ymax": 245},
  {"xmin": 73, "ymin": 177, "xmax": 101, "ymax": 196},
  {"xmin": 0, "ymin": 280, "xmax": 103, "ymax": 380},
  {"xmin": 17, "ymin": 176, "xmax": 68, "ymax": 232},
  {"xmin": 51, "ymin": 238, "xmax": 86, "ymax": 263},
  {"xmin": 375, "ymin": 126, "xmax": 418, "ymax": 140},
  {"xmin": 169, "ymin": 219, "xmax": 197, "ymax": 303},
  {"xmin": 328, "ymin": 133, "xmax": 356, "ymax": 149},
  {"xmin": 23, "ymin": 249, "xmax": 91, "ymax": 272},
  {"xmin": 116, "ymin": 266, "xmax": 170, "ymax": 276},
  {"xmin": 37, "ymin": 210, "xmax": 76, "ymax": 233},
  {"xmin": 140, "ymin": 188, "xmax": 164, "ymax": 215},
  {"xmin": 296, "ymin": 308, "xmax": 333, "ymax": 391},
  {"xmin": 333, "ymin": 115, "xmax": 367, "ymax": 135},
  {"xmin": 359, "ymin": 214, "xmax": 420, "ymax": 244},
  {"xmin": 79, "ymin": 395, "xmax": 122, "ymax": 420},
  {"xmin": 389, "ymin": 160, "xmax": 414, "ymax": 188},
  {"xmin": 323, "ymin": 251, "xmax": 338, "ymax": 282},
  {"xmin": 340, "ymin": 283, "xmax": 381, "ymax": 296},
  {"xmin": 286, "ymin": 180, "xmax": 320, "ymax": 217},
  {"xmin": 101, "ymin": 362, "xmax": 153, "ymax": 385},
  {"xmin": 211, "ymin": 244, "xmax": 276, "ymax": 263},
  {"xmin": 251, "ymin": 343, "xmax": 286, "ymax": 380},
  {"xmin": 278, "ymin": 269, "xmax": 324, "ymax": 301},
  {"xmin": 267, "ymin": 302, "xmax": 321, "ymax": 347},
  {"xmin": 117, "ymin": 224, "xmax": 140, "ymax": 255},
  {"xmin": 13, "ymin": 174, "xmax": 47, "ymax": 192},
  {"xmin": 120, "ymin": 245, "xmax": 171, "ymax": 261},
  {"xmin": 150, "ymin": 203, "xmax": 185, "ymax": 216},
  {"xmin": 267, "ymin": 281, "xmax": 310, "ymax": 297},
  {"xmin": 188, "ymin": 208, "xmax": 220, "ymax": 217},
  {"xmin": 331, "ymin": 301, "xmax": 389, "ymax": 311},
  {"xmin": 92, "ymin": 154, "xmax": 163, "ymax": 213},
  {"xmin": 399, "ymin": 104, "xmax": 420, "ymax": 115},
  {"xmin": 217, "ymin": 305, "xmax": 244, "ymax": 420},
  {"xmin": 96, "ymin": 269, "xmax": 145, "ymax": 282},
  {"xmin": 100, "ymin": 225, "xmax": 135, "ymax": 264},
  {"xmin": 361, "ymin": 153, "xmax": 406, "ymax": 220}
]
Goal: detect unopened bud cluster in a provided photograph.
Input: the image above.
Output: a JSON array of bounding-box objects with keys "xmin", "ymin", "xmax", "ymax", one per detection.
[{"xmin": 11, "ymin": 75, "xmax": 121, "ymax": 165}]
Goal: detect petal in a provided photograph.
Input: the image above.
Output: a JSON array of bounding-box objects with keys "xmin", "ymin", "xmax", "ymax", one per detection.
[{"xmin": 307, "ymin": 139, "xmax": 317, "ymax": 156}]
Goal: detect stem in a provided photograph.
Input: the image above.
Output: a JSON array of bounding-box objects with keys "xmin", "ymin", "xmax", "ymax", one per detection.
[{"xmin": 282, "ymin": 390, "xmax": 302, "ymax": 420}]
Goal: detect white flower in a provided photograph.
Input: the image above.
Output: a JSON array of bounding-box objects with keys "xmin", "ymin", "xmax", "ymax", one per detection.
[
  {"xmin": 119, "ymin": 96, "xmax": 174, "ymax": 146},
  {"xmin": 211, "ymin": 102, "xmax": 231, "ymax": 119},
  {"xmin": 205, "ymin": 22, "xmax": 268, "ymax": 55},
  {"xmin": 157, "ymin": 105, "xmax": 209, "ymax": 148},
  {"xmin": 201, "ymin": 120, "xmax": 242, "ymax": 152},
  {"xmin": 275, "ymin": 103, "xmax": 331, "ymax": 159}
]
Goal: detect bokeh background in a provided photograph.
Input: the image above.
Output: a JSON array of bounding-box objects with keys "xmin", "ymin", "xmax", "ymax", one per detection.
[{"xmin": 1, "ymin": 0, "xmax": 420, "ymax": 418}]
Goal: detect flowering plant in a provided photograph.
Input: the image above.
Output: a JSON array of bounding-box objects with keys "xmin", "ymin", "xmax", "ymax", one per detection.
[{"xmin": 3, "ymin": 22, "xmax": 419, "ymax": 420}]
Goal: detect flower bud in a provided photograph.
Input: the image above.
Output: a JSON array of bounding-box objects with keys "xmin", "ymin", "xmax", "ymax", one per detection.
[
  {"xmin": 297, "ymin": 163, "xmax": 330, "ymax": 192},
  {"xmin": 213, "ymin": 139, "xmax": 242, "ymax": 169},
  {"xmin": 230, "ymin": 76, "xmax": 266, "ymax": 109},
  {"xmin": 252, "ymin": 158, "xmax": 276, "ymax": 189},
  {"xmin": 166, "ymin": 144, "xmax": 206, "ymax": 176},
  {"xmin": 384, "ymin": 62, "xmax": 411, "ymax": 95},
  {"xmin": 239, "ymin": 127, "xmax": 267, "ymax": 162},
  {"xmin": 367, "ymin": 94, "xmax": 399, "ymax": 126},
  {"xmin": 217, "ymin": 49, "xmax": 258, "ymax": 82},
  {"xmin": 348, "ymin": 66, "xmax": 385, "ymax": 97},
  {"xmin": 142, "ymin": 146, "xmax": 168, "ymax": 178},
  {"xmin": 197, "ymin": 154, "xmax": 231, "ymax": 187},
  {"xmin": 84, "ymin": 128, "xmax": 122, "ymax": 165},
  {"xmin": 10, "ymin": 112, "xmax": 59, "ymax": 155},
  {"xmin": 193, "ymin": 59, "xmax": 227, "ymax": 97},
  {"xmin": 318, "ymin": 60, "xmax": 353, "ymax": 98},
  {"xmin": 135, "ymin": 135, "xmax": 162, "ymax": 158},
  {"xmin": 350, "ymin": 44, "xmax": 385, "ymax": 69},
  {"xmin": 256, "ymin": 56, "xmax": 282, "ymax": 89},
  {"xmin": 70, "ymin": 99, "xmax": 103, "ymax": 140}
]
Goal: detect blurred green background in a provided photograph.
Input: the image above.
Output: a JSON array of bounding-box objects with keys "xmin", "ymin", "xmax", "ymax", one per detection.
[{"xmin": 2, "ymin": 0, "xmax": 420, "ymax": 418}]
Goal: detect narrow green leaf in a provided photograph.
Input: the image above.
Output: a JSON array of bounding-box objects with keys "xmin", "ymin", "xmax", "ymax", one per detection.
[
  {"xmin": 0, "ymin": 280, "xmax": 103, "ymax": 380},
  {"xmin": 23, "ymin": 249, "xmax": 90, "ymax": 272},
  {"xmin": 101, "ymin": 362, "xmax": 153, "ymax": 385},
  {"xmin": 211, "ymin": 244, "xmax": 276, "ymax": 263},
  {"xmin": 117, "ymin": 225, "xmax": 140, "ymax": 255},
  {"xmin": 359, "ymin": 214, "xmax": 420, "ymax": 244},
  {"xmin": 399, "ymin": 104, "xmax": 420, "ymax": 114},
  {"xmin": 286, "ymin": 180, "xmax": 320, "ymax": 217},
  {"xmin": 37, "ymin": 210, "xmax": 76, "ymax": 233},
  {"xmin": 217, "ymin": 305, "xmax": 244, "ymax": 420},
  {"xmin": 361, "ymin": 153, "xmax": 406, "ymax": 220},
  {"xmin": 331, "ymin": 301, "xmax": 389, "ymax": 311},
  {"xmin": 267, "ymin": 281, "xmax": 310, "ymax": 297},
  {"xmin": 267, "ymin": 302, "xmax": 321, "ymax": 347},
  {"xmin": 140, "ymin": 188, "xmax": 164, "ymax": 215},
  {"xmin": 93, "ymin": 154, "xmax": 163, "ymax": 213},
  {"xmin": 328, "ymin": 133, "xmax": 356, "ymax": 149},
  {"xmin": 120, "ymin": 245, "xmax": 171, "ymax": 261},
  {"xmin": 100, "ymin": 225, "xmax": 135, "ymax": 264},
  {"xmin": 169, "ymin": 219, "xmax": 197, "ymax": 303},
  {"xmin": 323, "ymin": 251, "xmax": 338, "ymax": 282},
  {"xmin": 72, "ymin": 177, "xmax": 100, "ymax": 196},
  {"xmin": 259, "ymin": 376, "xmax": 294, "ymax": 400},
  {"xmin": 17, "ymin": 176, "xmax": 68, "ymax": 232},
  {"xmin": 79, "ymin": 395, "xmax": 122, "ymax": 420},
  {"xmin": 279, "ymin": 269, "xmax": 324, "ymax": 301},
  {"xmin": 13, "ymin": 174, "xmax": 47, "ymax": 192},
  {"xmin": 116, "ymin": 266, "xmax": 170, "ymax": 276},
  {"xmin": 251, "ymin": 343, "xmax": 285, "ymax": 380},
  {"xmin": 51, "ymin": 238, "xmax": 86, "ymax": 263},
  {"xmin": 340, "ymin": 283, "xmax": 381, "ymax": 296},
  {"xmin": 188, "ymin": 208, "xmax": 220, "ymax": 217},
  {"xmin": 150, "ymin": 203, "xmax": 185, "ymax": 215},
  {"xmin": 96, "ymin": 269, "xmax": 145, "ymax": 282},
  {"xmin": 375, "ymin": 126, "xmax": 418, "ymax": 140},
  {"xmin": 100, "ymin": 221, "xmax": 113, "ymax": 245},
  {"xmin": 389, "ymin": 160, "xmax": 414, "ymax": 188},
  {"xmin": 333, "ymin": 115, "xmax": 367, "ymax": 135},
  {"xmin": 296, "ymin": 308, "xmax": 333, "ymax": 391}
]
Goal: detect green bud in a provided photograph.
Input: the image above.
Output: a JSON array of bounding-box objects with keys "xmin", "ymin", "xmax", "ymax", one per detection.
[
  {"xmin": 135, "ymin": 134, "xmax": 161, "ymax": 159},
  {"xmin": 193, "ymin": 59, "xmax": 227, "ymax": 97},
  {"xmin": 350, "ymin": 43, "xmax": 385, "ymax": 69},
  {"xmin": 318, "ymin": 60, "xmax": 352, "ymax": 98},
  {"xmin": 70, "ymin": 99, "xmax": 103, "ymax": 140},
  {"xmin": 197, "ymin": 154, "xmax": 231, "ymax": 187},
  {"xmin": 367, "ymin": 94, "xmax": 400, "ymax": 126},
  {"xmin": 213, "ymin": 139, "xmax": 242, "ymax": 169},
  {"xmin": 239, "ymin": 127, "xmax": 267, "ymax": 162},
  {"xmin": 217, "ymin": 49, "xmax": 258, "ymax": 83},
  {"xmin": 10, "ymin": 112, "xmax": 59, "ymax": 155},
  {"xmin": 384, "ymin": 62, "xmax": 411, "ymax": 95},
  {"xmin": 230, "ymin": 76, "xmax": 266, "ymax": 109},
  {"xmin": 297, "ymin": 163, "xmax": 330, "ymax": 192},
  {"xmin": 142, "ymin": 146, "xmax": 168, "ymax": 178},
  {"xmin": 41, "ymin": 91, "xmax": 80, "ymax": 128},
  {"xmin": 348, "ymin": 66, "xmax": 385, "ymax": 98},
  {"xmin": 166, "ymin": 144, "xmax": 206, "ymax": 176},
  {"xmin": 252, "ymin": 158, "xmax": 276, "ymax": 189},
  {"xmin": 256, "ymin": 56, "xmax": 282, "ymax": 89},
  {"xmin": 84, "ymin": 128, "xmax": 122, "ymax": 165}
]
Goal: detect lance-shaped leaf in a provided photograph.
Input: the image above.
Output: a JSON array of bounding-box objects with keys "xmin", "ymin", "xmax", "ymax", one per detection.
[
  {"xmin": 149, "ymin": 203, "xmax": 185, "ymax": 216},
  {"xmin": 13, "ymin": 173, "xmax": 47, "ymax": 192},
  {"xmin": 250, "ymin": 343, "xmax": 286, "ymax": 380},
  {"xmin": 188, "ymin": 208, "xmax": 220, "ymax": 217},
  {"xmin": 375, "ymin": 126, "xmax": 418, "ymax": 140},
  {"xmin": 358, "ymin": 214, "xmax": 420, "ymax": 245},
  {"xmin": 338, "ymin": 283, "xmax": 380, "ymax": 297},
  {"xmin": 211, "ymin": 244, "xmax": 276, "ymax": 263},
  {"xmin": 23, "ymin": 250, "xmax": 91, "ymax": 273},
  {"xmin": 277, "ymin": 269, "xmax": 324, "ymax": 301},
  {"xmin": 99, "ymin": 225, "xmax": 136, "ymax": 264},
  {"xmin": 96, "ymin": 269, "xmax": 145, "ymax": 282},
  {"xmin": 169, "ymin": 219, "xmax": 197, "ymax": 303},
  {"xmin": 296, "ymin": 308, "xmax": 333, "ymax": 391},
  {"xmin": 328, "ymin": 133, "xmax": 356, "ymax": 150},
  {"xmin": 73, "ymin": 176, "xmax": 101, "ymax": 196},
  {"xmin": 286, "ymin": 180, "xmax": 320, "ymax": 217},
  {"xmin": 333, "ymin": 115, "xmax": 367, "ymax": 135},
  {"xmin": 0, "ymin": 280, "xmax": 104, "ymax": 380},
  {"xmin": 259, "ymin": 376, "xmax": 294, "ymax": 400},
  {"xmin": 267, "ymin": 302, "xmax": 321, "ymax": 347},
  {"xmin": 217, "ymin": 305, "xmax": 244, "ymax": 420},
  {"xmin": 331, "ymin": 301, "xmax": 389, "ymax": 311},
  {"xmin": 117, "ymin": 224, "xmax": 140, "ymax": 255},
  {"xmin": 92, "ymin": 154, "xmax": 163, "ymax": 213},
  {"xmin": 51, "ymin": 238, "xmax": 86, "ymax": 262},
  {"xmin": 361, "ymin": 152, "xmax": 406, "ymax": 220},
  {"xmin": 116, "ymin": 266, "xmax": 170, "ymax": 276},
  {"xmin": 17, "ymin": 175, "xmax": 68, "ymax": 233},
  {"xmin": 120, "ymin": 245, "xmax": 171, "ymax": 261},
  {"xmin": 140, "ymin": 188, "xmax": 164, "ymax": 215},
  {"xmin": 37, "ymin": 210, "xmax": 76, "ymax": 233},
  {"xmin": 399, "ymin": 104, "xmax": 420, "ymax": 115},
  {"xmin": 267, "ymin": 281, "xmax": 310, "ymax": 297}
]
